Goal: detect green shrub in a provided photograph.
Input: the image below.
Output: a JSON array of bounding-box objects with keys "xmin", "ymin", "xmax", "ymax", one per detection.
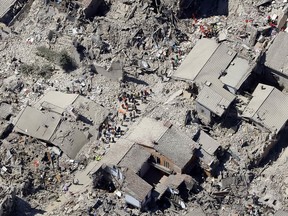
[
  {"xmin": 58, "ymin": 50, "xmax": 77, "ymax": 72},
  {"xmin": 36, "ymin": 46, "xmax": 57, "ymax": 62},
  {"xmin": 38, "ymin": 64, "xmax": 54, "ymax": 78},
  {"xmin": 18, "ymin": 64, "xmax": 37, "ymax": 75}
]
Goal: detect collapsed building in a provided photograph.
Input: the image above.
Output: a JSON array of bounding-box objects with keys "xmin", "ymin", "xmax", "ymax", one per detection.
[
  {"xmin": 0, "ymin": 187, "xmax": 15, "ymax": 216},
  {"xmin": 90, "ymin": 118, "xmax": 198, "ymax": 209},
  {"xmin": 193, "ymin": 130, "xmax": 223, "ymax": 177},
  {"xmin": 0, "ymin": 0, "xmax": 28, "ymax": 25},
  {"xmin": 90, "ymin": 117, "xmax": 226, "ymax": 210},
  {"xmin": 172, "ymin": 38, "xmax": 255, "ymax": 123},
  {"xmin": 13, "ymin": 91, "xmax": 109, "ymax": 158},
  {"xmin": 241, "ymin": 83, "xmax": 288, "ymax": 164},
  {"xmin": 264, "ymin": 32, "xmax": 288, "ymax": 89}
]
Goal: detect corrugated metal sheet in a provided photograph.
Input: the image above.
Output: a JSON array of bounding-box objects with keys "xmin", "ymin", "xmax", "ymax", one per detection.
[
  {"xmin": 195, "ymin": 43, "xmax": 236, "ymax": 84},
  {"xmin": 172, "ymin": 38, "xmax": 219, "ymax": 81},
  {"xmin": 265, "ymin": 32, "xmax": 288, "ymax": 76},
  {"xmin": 0, "ymin": 0, "xmax": 17, "ymax": 18}
]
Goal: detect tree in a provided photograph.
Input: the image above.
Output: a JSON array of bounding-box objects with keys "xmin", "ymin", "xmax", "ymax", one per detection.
[{"xmin": 58, "ymin": 50, "xmax": 77, "ymax": 72}]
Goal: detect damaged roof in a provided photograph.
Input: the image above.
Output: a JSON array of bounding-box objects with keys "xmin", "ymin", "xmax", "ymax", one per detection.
[
  {"xmin": 126, "ymin": 117, "xmax": 170, "ymax": 148},
  {"xmin": 242, "ymin": 83, "xmax": 288, "ymax": 133},
  {"xmin": 0, "ymin": 0, "xmax": 17, "ymax": 19},
  {"xmin": 156, "ymin": 127, "xmax": 196, "ymax": 169},
  {"xmin": 122, "ymin": 169, "xmax": 152, "ymax": 202},
  {"xmin": 89, "ymin": 139, "xmax": 135, "ymax": 175},
  {"xmin": 195, "ymin": 43, "xmax": 237, "ymax": 84},
  {"xmin": 14, "ymin": 91, "xmax": 109, "ymax": 159},
  {"xmin": 34, "ymin": 91, "xmax": 78, "ymax": 114},
  {"xmin": 35, "ymin": 91, "xmax": 108, "ymax": 128},
  {"xmin": 265, "ymin": 32, "xmax": 288, "ymax": 76},
  {"xmin": 49, "ymin": 120, "xmax": 89, "ymax": 159},
  {"xmin": 14, "ymin": 106, "xmax": 61, "ymax": 141},
  {"xmin": 196, "ymin": 79, "xmax": 236, "ymax": 117},
  {"xmin": 118, "ymin": 144, "xmax": 151, "ymax": 174},
  {"xmin": 220, "ymin": 57, "xmax": 253, "ymax": 90},
  {"xmin": 197, "ymin": 130, "xmax": 221, "ymax": 156}
]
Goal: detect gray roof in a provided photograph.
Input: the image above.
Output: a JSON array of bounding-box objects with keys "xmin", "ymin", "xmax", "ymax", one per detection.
[
  {"xmin": 122, "ymin": 169, "xmax": 152, "ymax": 202},
  {"xmin": 172, "ymin": 39, "xmax": 240, "ymax": 89},
  {"xmin": 220, "ymin": 57, "xmax": 252, "ymax": 90},
  {"xmin": 118, "ymin": 144, "xmax": 151, "ymax": 174},
  {"xmin": 49, "ymin": 120, "xmax": 89, "ymax": 159},
  {"xmin": 0, "ymin": 0, "xmax": 16, "ymax": 18},
  {"xmin": 265, "ymin": 32, "xmax": 288, "ymax": 76},
  {"xmin": 126, "ymin": 117, "xmax": 170, "ymax": 148},
  {"xmin": 156, "ymin": 127, "xmax": 196, "ymax": 169},
  {"xmin": 72, "ymin": 95, "xmax": 108, "ymax": 128},
  {"xmin": 14, "ymin": 91, "xmax": 108, "ymax": 159},
  {"xmin": 196, "ymin": 79, "xmax": 236, "ymax": 117},
  {"xmin": 35, "ymin": 91, "xmax": 108, "ymax": 128},
  {"xmin": 34, "ymin": 91, "xmax": 78, "ymax": 114},
  {"xmin": 242, "ymin": 84, "xmax": 288, "ymax": 133},
  {"xmin": 155, "ymin": 174, "xmax": 193, "ymax": 197},
  {"xmin": 14, "ymin": 106, "xmax": 61, "ymax": 141},
  {"xmin": 90, "ymin": 139, "xmax": 135, "ymax": 175},
  {"xmin": 197, "ymin": 130, "xmax": 220, "ymax": 155},
  {"xmin": 195, "ymin": 43, "xmax": 236, "ymax": 84},
  {"xmin": 172, "ymin": 38, "xmax": 219, "ymax": 81},
  {"xmin": 275, "ymin": 210, "xmax": 288, "ymax": 216}
]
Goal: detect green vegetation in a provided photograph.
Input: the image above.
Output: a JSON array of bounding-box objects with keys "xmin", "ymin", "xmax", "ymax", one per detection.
[
  {"xmin": 58, "ymin": 50, "xmax": 77, "ymax": 72},
  {"xmin": 36, "ymin": 46, "xmax": 57, "ymax": 62},
  {"xmin": 18, "ymin": 63, "xmax": 54, "ymax": 79},
  {"xmin": 36, "ymin": 47, "xmax": 77, "ymax": 72}
]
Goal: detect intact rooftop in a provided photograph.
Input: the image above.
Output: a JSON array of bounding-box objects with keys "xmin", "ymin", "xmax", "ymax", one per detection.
[{"xmin": 156, "ymin": 127, "xmax": 197, "ymax": 169}]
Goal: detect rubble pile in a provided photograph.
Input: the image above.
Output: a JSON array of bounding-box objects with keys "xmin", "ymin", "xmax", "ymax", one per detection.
[{"xmin": 1, "ymin": 0, "xmax": 288, "ymax": 215}]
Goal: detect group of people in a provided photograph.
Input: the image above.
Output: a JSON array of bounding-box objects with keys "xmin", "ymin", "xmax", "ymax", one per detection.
[{"xmin": 98, "ymin": 88, "xmax": 153, "ymax": 144}]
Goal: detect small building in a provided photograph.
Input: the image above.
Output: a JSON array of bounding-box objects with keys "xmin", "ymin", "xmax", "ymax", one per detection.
[
  {"xmin": 172, "ymin": 38, "xmax": 253, "ymax": 94},
  {"xmin": 195, "ymin": 79, "xmax": 236, "ymax": 124},
  {"xmin": 122, "ymin": 169, "xmax": 153, "ymax": 210},
  {"xmin": 154, "ymin": 127, "xmax": 197, "ymax": 174},
  {"xmin": 92, "ymin": 165, "xmax": 153, "ymax": 210},
  {"xmin": 264, "ymin": 32, "xmax": 288, "ymax": 89},
  {"xmin": 193, "ymin": 130, "xmax": 222, "ymax": 176},
  {"xmin": 242, "ymin": 84, "xmax": 288, "ymax": 162},
  {"xmin": 154, "ymin": 173, "xmax": 195, "ymax": 201},
  {"xmin": 118, "ymin": 144, "xmax": 151, "ymax": 178},
  {"xmin": 242, "ymin": 83, "xmax": 288, "ymax": 135},
  {"xmin": 126, "ymin": 117, "xmax": 197, "ymax": 174},
  {"xmin": 13, "ymin": 91, "xmax": 109, "ymax": 159},
  {"xmin": 220, "ymin": 56, "xmax": 254, "ymax": 94}
]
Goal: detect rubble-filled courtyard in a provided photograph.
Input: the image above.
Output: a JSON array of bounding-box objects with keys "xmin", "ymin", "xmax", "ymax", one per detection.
[{"xmin": 1, "ymin": 0, "xmax": 288, "ymax": 215}]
